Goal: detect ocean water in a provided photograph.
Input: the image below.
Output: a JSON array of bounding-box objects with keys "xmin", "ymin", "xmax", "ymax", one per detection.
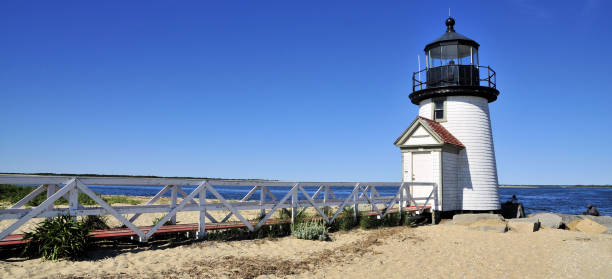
[
  {"xmin": 86, "ymin": 185, "xmax": 612, "ymax": 216},
  {"xmin": 499, "ymin": 187, "xmax": 612, "ymax": 216}
]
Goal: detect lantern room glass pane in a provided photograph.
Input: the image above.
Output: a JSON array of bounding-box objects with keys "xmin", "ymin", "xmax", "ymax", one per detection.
[
  {"xmin": 441, "ymin": 45, "xmax": 458, "ymax": 65},
  {"xmin": 457, "ymin": 45, "xmax": 472, "ymax": 65},
  {"xmin": 429, "ymin": 48, "xmax": 442, "ymax": 67}
]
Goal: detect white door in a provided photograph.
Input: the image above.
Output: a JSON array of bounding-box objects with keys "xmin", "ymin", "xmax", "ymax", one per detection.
[{"xmin": 410, "ymin": 152, "xmax": 433, "ymax": 204}]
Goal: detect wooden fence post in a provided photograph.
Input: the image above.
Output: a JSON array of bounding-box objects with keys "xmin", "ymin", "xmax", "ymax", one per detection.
[
  {"xmin": 197, "ymin": 184, "xmax": 207, "ymax": 239},
  {"xmin": 291, "ymin": 184, "xmax": 298, "ymax": 224},
  {"xmin": 323, "ymin": 186, "xmax": 329, "ymax": 213},
  {"xmin": 170, "ymin": 185, "xmax": 177, "ymax": 225},
  {"xmin": 399, "ymin": 183, "xmax": 404, "ymax": 216},
  {"xmin": 259, "ymin": 186, "xmax": 265, "ymax": 217},
  {"xmin": 46, "ymin": 184, "xmax": 55, "ymax": 213},
  {"xmin": 353, "ymin": 183, "xmax": 359, "ymax": 222},
  {"xmin": 68, "ymin": 186, "xmax": 78, "ymax": 220}
]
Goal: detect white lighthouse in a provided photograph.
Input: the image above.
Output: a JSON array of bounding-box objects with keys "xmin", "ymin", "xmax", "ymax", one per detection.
[{"xmin": 395, "ymin": 17, "xmax": 500, "ymax": 212}]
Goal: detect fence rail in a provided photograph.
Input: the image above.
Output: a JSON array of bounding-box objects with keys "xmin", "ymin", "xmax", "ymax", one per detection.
[{"xmin": 0, "ymin": 175, "xmax": 437, "ymax": 242}]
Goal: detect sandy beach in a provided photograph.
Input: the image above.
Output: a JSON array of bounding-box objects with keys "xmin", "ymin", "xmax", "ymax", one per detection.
[{"xmin": 1, "ymin": 220, "xmax": 611, "ymax": 278}]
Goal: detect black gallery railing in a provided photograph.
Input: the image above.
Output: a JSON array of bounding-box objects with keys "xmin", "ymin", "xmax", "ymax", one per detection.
[{"xmin": 413, "ymin": 65, "xmax": 496, "ymax": 92}]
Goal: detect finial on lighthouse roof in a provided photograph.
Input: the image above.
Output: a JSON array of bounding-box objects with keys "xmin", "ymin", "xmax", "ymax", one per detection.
[{"xmin": 446, "ymin": 17, "xmax": 455, "ymax": 32}]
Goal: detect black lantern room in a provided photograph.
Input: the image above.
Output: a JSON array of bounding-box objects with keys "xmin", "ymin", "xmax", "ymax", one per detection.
[{"xmin": 409, "ymin": 17, "xmax": 499, "ymax": 104}]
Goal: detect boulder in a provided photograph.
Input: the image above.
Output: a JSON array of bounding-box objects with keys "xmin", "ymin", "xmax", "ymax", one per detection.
[
  {"xmin": 451, "ymin": 214, "xmax": 504, "ymax": 226},
  {"xmin": 508, "ymin": 218, "xmax": 540, "ymax": 232},
  {"xmin": 528, "ymin": 212, "xmax": 562, "ymax": 229},
  {"xmin": 467, "ymin": 219, "xmax": 508, "ymax": 233},
  {"xmin": 573, "ymin": 219, "xmax": 608, "ymax": 234}
]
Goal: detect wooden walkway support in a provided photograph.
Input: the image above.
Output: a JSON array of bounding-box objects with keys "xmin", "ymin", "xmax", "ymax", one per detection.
[{"xmin": 0, "ymin": 175, "xmax": 437, "ymax": 243}]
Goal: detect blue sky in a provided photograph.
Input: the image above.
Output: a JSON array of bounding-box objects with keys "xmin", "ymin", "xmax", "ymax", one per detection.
[{"xmin": 1, "ymin": 1, "xmax": 610, "ymax": 184}]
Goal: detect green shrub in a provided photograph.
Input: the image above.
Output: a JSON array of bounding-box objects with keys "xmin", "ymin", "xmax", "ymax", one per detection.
[
  {"xmin": 403, "ymin": 214, "xmax": 428, "ymax": 227},
  {"xmin": 82, "ymin": 215, "xmax": 110, "ymax": 231},
  {"xmin": 257, "ymin": 223, "xmax": 292, "ymax": 238},
  {"xmin": 337, "ymin": 206, "xmax": 358, "ymax": 231},
  {"xmin": 292, "ymin": 220, "xmax": 329, "ymax": 241},
  {"xmin": 275, "ymin": 208, "xmax": 309, "ymax": 223},
  {"xmin": 22, "ymin": 215, "xmax": 90, "ymax": 260},
  {"xmin": 381, "ymin": 212, "xmax": 404, "ymax": 227},
  {"xmin": 276, "ymin": 208, "xmax": 292, "ymax": 220},
  {"xmin": 206, "ymin": 222, "xmax": 292, "ymax": 242},
  {"xmin": 359, "ymin": 214, "xmax": 381, "ymax": 230},
  {"xmin": 207, "ymin": 227, "xmax": 252, "ymax": 241}
]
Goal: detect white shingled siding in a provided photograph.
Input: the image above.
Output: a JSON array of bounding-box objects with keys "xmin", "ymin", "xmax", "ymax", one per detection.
[
  {"xmin": 441, "ymin": 151, "xmax": 459, "ymax": 211},
  {"xmin": 419, "ymin": 96, "xmax": 500, "ymax": 210},
  {"xmin": 431, "ymin": 150, "xmax": 441, "ymax": 211}
]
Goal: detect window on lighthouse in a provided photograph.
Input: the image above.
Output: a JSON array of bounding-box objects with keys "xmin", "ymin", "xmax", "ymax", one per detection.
[{"xmin": 433, "ymin": 98, "xmax": 445, "ymax": 121}]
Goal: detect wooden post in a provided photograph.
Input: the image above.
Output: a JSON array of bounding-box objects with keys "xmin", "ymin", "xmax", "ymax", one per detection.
[
  {"xmin": 259, "ymin": 186, "xmax": 265, "ymax": 217},
  {"xmin": 323, "ymin": 185, "xmax": 329, "ymax": 213},
  {"xmin": 369, "ymin": 186, "xmax": 374, "ymax": 212},
  {"xmin": 197, "ymin": 186, "xmax": 207, "ymax": 239},
  {"xmin": 68, "ymin": 186, "xmax": 78, "ymax": 220},
  {"xmin": 432, "ymin": 210, "xmax": 437, "ymax": 224},
  {"xmin": 291, "ymin": 185, "xmax": 298, "ymax": 224},
  {"xmin": 353, "ymin": 183, "xmax": 359, "ymax": 222},
  {"xmin": 170, "ymin": 185, "xmax": 177, "ymax": 225},
  {"xmin": 46, "ymin": 184, "xmax": 55, "ymax": 214},
  {"xmin": 398, "ymin": 184, "xmax": 404, "ymax": 216}
]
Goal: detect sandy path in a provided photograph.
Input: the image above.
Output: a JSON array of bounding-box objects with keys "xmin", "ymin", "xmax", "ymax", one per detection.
[{"xmin": 1, "ymin": 224, "xmax": 611, "ymax": 279}]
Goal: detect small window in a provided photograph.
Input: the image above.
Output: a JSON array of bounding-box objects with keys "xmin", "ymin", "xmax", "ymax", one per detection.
[{"xmin": 433, "ymin": 98, "xmax": 445, "ymax": 121}]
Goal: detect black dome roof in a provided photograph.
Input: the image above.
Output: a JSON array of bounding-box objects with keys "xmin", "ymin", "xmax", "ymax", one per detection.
[{"xmin": 424, "ymin": 17, "xmax": 479, "ymax": 51}]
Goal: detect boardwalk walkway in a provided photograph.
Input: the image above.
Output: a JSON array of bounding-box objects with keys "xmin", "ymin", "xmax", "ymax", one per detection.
[{"xmin": 0, "ymin": 175, "xmax": 437, "ymax": 244}]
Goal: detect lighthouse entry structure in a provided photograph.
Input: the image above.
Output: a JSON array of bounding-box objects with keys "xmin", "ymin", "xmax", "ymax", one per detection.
[{"xmin": 395, "ymin": 17, "xmax": 500, "ymax": 213}]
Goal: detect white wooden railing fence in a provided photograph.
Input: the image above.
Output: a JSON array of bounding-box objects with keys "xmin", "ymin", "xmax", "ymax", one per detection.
[{"xmin": 0, "ymin": 175, "xmax": 436, "ymax": 242}]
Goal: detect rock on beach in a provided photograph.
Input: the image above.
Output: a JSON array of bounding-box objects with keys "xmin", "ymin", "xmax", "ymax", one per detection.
[
  {"xmin": 450, "ymin": 213, "xmax": 504, "ymax": 225},
  {"xmin": 449, "ymin": 214, "xmax": 507, "ymax": 232},
  {"xmin": 527, "ymin": 212, "xmax": 563, "ymax": 229}
]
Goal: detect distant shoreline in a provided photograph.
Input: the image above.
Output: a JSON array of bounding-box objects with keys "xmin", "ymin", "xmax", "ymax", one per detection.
[{"xmin": 500, "ymin": 185, "xmax": 612, "ymax": 188}]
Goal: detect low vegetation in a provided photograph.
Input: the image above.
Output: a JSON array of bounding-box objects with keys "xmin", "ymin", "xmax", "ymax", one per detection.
[
  {"xmin": 81, "ymin": 215, "xmax": 111, "ymax": 231},
  {"xmin": 359, "ymin": 211, "xmax": 411, "ymax": 230},
  {"xmin": 22, "ymin": 215, "xmax": 91, "ymax": 261},
  {"xmin": 292, "ymin": 220, "xmax": 329, "ymax": 241},
  {"xmin": 337, "ymin": 206, "xmax": 358, "ymax": 231}
]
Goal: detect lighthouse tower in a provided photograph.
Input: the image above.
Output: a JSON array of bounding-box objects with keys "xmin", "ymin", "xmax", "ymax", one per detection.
[{"xmin": 394, "ymin": 17, "xmax": 500, "ymax": 212}]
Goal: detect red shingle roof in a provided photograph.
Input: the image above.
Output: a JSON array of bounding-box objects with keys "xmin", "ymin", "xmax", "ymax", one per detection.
[{"xmin": 417, "ymin": 116, "xmax": 464, "ymax": 147}]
